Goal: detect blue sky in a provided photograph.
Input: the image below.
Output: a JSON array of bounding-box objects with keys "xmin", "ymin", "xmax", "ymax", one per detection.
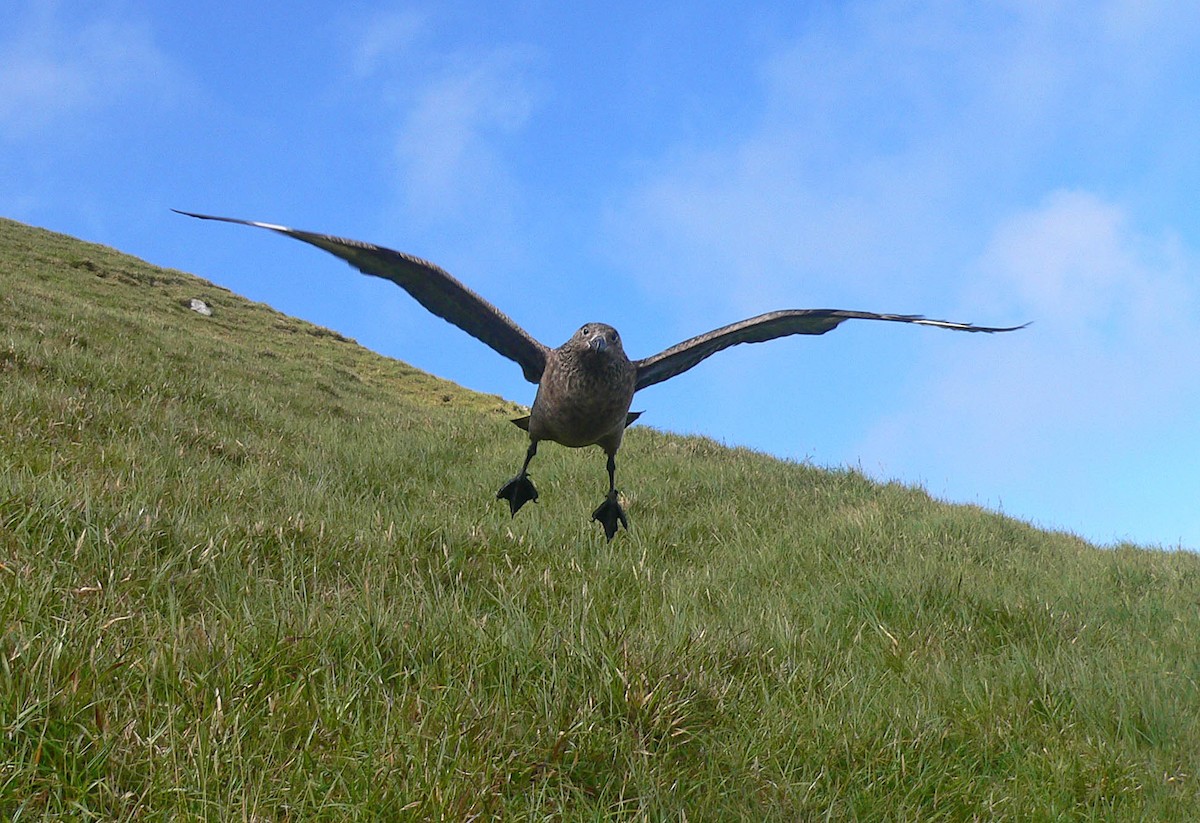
[{"xmin": 4, "ymin": 1, "xmax": 1199, "ymax": 549}]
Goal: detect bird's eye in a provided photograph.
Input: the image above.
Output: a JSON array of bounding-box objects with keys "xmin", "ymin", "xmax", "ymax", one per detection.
[{"xmin": 581, "ymin": 325, "xmax": 591, "ymax": 336}]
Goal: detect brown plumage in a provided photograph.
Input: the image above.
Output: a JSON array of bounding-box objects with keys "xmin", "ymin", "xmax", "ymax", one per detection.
[{"xmin": 176, "ymin": 211, "xmax": 1027, "ymax": 540}]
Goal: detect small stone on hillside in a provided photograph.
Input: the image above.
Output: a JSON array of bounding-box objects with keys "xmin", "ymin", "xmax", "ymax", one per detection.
[{"xmin": 189, "ymin": 298, "xmax": 213, "ymax": 316}]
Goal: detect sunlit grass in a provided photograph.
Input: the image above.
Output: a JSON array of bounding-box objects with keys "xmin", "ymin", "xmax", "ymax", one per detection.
[{"xmin": 2, "ymin": 217, "xmax": 1199, "ymax": 819}]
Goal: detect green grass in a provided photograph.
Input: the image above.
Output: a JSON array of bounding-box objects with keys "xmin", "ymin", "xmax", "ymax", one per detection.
[{"xmin": 2, "ymin": 215, "xmax": 1198, "ymax": 820}]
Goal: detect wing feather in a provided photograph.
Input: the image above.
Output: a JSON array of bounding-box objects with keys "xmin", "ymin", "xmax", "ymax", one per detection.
[
  {"xmin": 175, "ymin": 211, "xmax": 548, "ymax": 383},
  {"xmin": 634, "ymin": 309, "xmax": 1027, "ymax": 391}
]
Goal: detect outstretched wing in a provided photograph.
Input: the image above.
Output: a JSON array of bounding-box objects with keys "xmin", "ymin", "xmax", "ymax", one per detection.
[
  {"xmin": 175, "ymin": 211, "xmax": 549, "ymax": 383},
  {"xmin": 634, "ymin": 309, "xmax": 1027, "ymax": 391}
]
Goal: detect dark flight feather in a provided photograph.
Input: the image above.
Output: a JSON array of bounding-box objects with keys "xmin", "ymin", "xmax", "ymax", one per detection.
[
  {"xmin": 633, "ymin": 309, "xmax": 1029, "ymax": 391},
  {"xmin": 172, "ymin": 211, "xmax": 548, "ymax": 383}
]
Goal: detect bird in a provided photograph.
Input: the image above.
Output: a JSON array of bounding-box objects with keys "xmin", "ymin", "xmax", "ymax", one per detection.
[{"xmin": 175, "ymin": 210, "xmax": 1027, "ymax": 540}]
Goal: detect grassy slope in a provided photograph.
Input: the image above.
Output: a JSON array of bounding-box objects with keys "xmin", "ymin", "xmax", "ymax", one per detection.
[{"xmin": 1, "ymin": 216, "xmax": 1198, "ymax": 820}]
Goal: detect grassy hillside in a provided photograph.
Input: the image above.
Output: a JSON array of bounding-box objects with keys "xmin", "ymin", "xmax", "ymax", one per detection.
[{"xmin": 2, "ymin": 216, "xmax": 1198, "ymax": 820}]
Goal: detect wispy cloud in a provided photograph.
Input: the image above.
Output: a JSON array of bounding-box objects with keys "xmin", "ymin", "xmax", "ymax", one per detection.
[
  {"xmin": 606, "ymin": 2, "xmax": 1200, "ymax": 322},
  {"xmin": 347, "ymin": 9, "xmax": 426, "ymax": 78},
  {"xmin": 343, "ymin": 11, "xmax": 539, "ymax": 231},
  {"xmin": 0, "ymin": 3, "xmax": 182, "ymax": 140},
  {"xmin": 391, "ymin": 49, "xmax": 538, "ymax": 221}
]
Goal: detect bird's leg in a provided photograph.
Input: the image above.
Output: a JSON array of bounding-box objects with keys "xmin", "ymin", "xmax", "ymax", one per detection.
[
  {"xmin": 496, "ymin": 441, "xmax": 539, "ymax": 516},
  {"xmin": 591, "ymin": 452, "xmax": 629, "ymax": 541}
]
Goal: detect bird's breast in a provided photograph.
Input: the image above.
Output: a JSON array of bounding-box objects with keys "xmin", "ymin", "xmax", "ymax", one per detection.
[{"xmin": 528, "ymin": 355, "xmax": 636, "ymax": 448}]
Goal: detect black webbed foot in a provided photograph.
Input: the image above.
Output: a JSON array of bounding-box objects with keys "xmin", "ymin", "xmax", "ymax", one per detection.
[
  {"xmin": 591, "ymin": 490, "xmax": 629, "ymax": 541},
  {"xmin": 496, "ymin": 474, "xmax": 538, "ymax": 516}
]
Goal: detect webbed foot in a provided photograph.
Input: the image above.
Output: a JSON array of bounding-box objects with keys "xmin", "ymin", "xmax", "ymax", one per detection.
[
  {"xmin": 591, "ymin": 490, "xmax": 629, "ymax": 541},
  {"xmin": 496, "ymin": 474, "xmax": 538, "ymax": 516}
]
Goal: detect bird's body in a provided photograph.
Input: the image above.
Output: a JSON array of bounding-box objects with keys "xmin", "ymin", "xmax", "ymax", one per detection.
[
  {"xmin": 177, "ymin": 210, "xmax": 1026, "ymax": 540},
  {"xmin": 528, "ymin": 324, "xmax": 636, "ymax": 450}
]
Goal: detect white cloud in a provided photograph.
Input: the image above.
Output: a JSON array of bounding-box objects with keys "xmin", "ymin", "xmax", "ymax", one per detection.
[
  {"xmin": 978, "ymin": 190, "xmax": 1199, "ymax": 424},
  {"xmin": 970, "ymin": 191, "xmax": 1195, "ymax": 332},
  {"xmin": 855, "ymin": 189, "xmax": 1200, "ymax": 541},
  {"xmin": 0, "ymin": 4, "xmax": 181, "ymax": 139}
]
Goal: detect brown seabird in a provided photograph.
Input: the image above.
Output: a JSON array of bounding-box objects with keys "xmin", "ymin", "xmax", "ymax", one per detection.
[{"xmin": 176, "ymin": 211, "xmax": 1027, "ymax": 540}]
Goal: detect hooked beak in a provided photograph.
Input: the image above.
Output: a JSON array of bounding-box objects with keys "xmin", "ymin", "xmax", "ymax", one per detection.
[{"xmin": 588, "ymin": 335, "xmax": 607, "ymax": 352}]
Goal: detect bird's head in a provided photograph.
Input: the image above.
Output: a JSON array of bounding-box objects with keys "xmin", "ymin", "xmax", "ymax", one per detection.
[{"xmin": 568, "ymin": 323, "xmax": 626, "ymax": 359}]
